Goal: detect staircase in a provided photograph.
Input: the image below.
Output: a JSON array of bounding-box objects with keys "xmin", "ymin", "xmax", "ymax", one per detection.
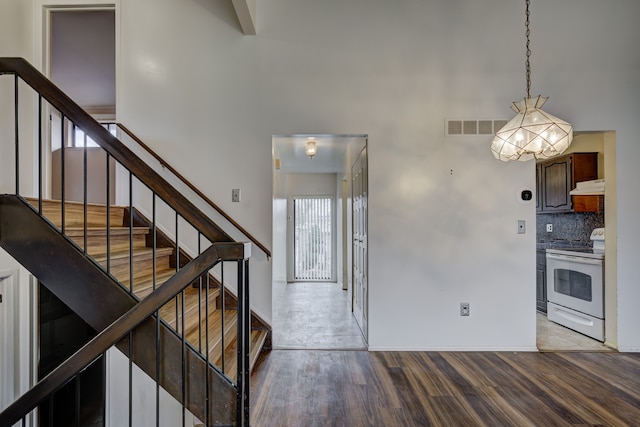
[
  {"xmin": 31, "ymin": 197, "xmax": 269, "ymax": 379},
  {"xmin": 0, "ymin": 58, "xmax": 271, "ymax": 426}
]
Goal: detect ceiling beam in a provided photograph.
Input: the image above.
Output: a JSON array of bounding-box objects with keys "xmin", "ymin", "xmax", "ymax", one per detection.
[{"xmin": 231, "ymin": 0, "xmax": 256, "ymax": 35}]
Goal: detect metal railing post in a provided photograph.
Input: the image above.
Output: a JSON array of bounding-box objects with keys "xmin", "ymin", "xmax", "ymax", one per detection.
[{"xmin": 236, "ymin": 258, "xmax": 250, "ymax": 426}]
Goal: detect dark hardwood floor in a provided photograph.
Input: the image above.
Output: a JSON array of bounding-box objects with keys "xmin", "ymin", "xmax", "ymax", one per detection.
[{"xmin": 250, "ymin": 350, "xmax": 640, "ymax": 426}]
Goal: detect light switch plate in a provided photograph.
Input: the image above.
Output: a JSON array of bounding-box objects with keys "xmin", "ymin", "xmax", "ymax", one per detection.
[
  {"xmin": 232, "ymin": 189, "xmax": 241, "ymax": 202},
  {"xmin": 517, "ymin": 220, "xmax": 525, "ymax": 234}
]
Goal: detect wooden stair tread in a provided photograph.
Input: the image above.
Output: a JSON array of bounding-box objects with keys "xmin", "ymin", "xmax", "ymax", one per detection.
[
  {"xmin": 158, "ymin": 286, "xmax": 221, "ymax": 331},
  {"xmin": 92, "ymin": 246, "xmax": 173, "ymax": 263},
  {"xmin": 25, "ymin": 197, "xmax": 127, "ymax": 209},
  {"xmin": 123, "ymin": 268, "xmax": 178, "ymax": 297},
  {"xmin": 216, "ymin": 330, "xmax": 268, "ymax": 380},
  {"xmin": 25, "ymin": 197, "xmax": 127, "ymax": 228}
]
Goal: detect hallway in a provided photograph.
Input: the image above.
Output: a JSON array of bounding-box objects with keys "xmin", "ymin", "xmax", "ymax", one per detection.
[{"xmin": 272, "ymin": 282, "xmax": 366, "ymax": 350}]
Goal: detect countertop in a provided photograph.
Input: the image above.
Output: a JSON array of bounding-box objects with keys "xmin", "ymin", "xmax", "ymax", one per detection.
[{"xmin": 537, "ymin": 240, "xmax": 591, "ymax": 251}]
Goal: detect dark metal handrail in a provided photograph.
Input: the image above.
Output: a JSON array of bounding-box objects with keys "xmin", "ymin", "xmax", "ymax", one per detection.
[
  {"xmin": 113, "ymin": 122, "xmax": 271, "ymax": 258},
  {"xmin": 0, "ymin": 242, "xmax": 251, "ymax": 427}
]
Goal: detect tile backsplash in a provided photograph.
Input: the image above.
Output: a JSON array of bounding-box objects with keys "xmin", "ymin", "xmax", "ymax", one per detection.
[{"xmin": 537, "ymin": 210, "xmax": 605, "ymax": 246}]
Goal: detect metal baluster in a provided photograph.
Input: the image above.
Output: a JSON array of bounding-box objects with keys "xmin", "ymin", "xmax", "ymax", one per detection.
[
  {"xmin": 49, "ymin": 393, "xmax": 54, "ymax": 427},
  {"xmin": 61, "ymin": 114, "xmax": 66, "ymax": 234},
  {"xmin": 181, "ymin": 273, "xmax": 186, "ymax": 427},
  {"xmin": 83, "ymin": 130, "xmax": 88, "ymax": 254},
  {"xmin": 14, "ymin": 75, "xmax": 19, "ymax": 195},
  {"xmin": 243, "ymin": 259, "xmax": 250, "ymax": 426},
  {"xmin": 153, "ymin": 194, "xmax": 157, "ymax": 290},
  {"xmin": 75, "ymin": 374, "xmax": 80, "ymax": 427},
  {"xmin": 106, "ymin": 152, "xmax": 111, "ymax": 273},
  {"xmin": 175, "ymin": 213, "xmax": 180, "ymax": 331},
  {"xmin": 153, "ymin": 193, "xmax": 160, "ymax": 427},
  {"xmin": 198, "ymin": 234, "xmax": 202, "ymax": 353},
  {"xmin": 38, "ymin": 95, "xmax": 43, "ymax": 212},
  {"xmin": 129, "ymin": 173, "xmax": 134, "ymax": 294},
  {"xmin": 129, "ymin": 331, "xmax": 133, "ymax": 427},
  {"xmin": 236, "ymin": 260, "xmax": 250, "ymax": 426},
  {"xmin": 205, "ymin": 271, "xmax": 210, "ymax": 426},
  {"xmin": 221, "ymin": 262, "xmax": 225, "ymax": 373}
]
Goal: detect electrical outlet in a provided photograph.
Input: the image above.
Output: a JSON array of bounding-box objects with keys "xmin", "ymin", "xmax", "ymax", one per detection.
[
  {"xmin": 546, "ymin": 224, "xmax": 553, "ymax": 232},
  {"xmin": 517, "ymin": 220, "xmax": 525, "ymax": 234},
  {"xmin": 232, "ymin": 189, "xmax": 241, "ymax": 203},
  {"xmin": 460, "ymin": 303, "xmax": 470, "ymax": 316}
]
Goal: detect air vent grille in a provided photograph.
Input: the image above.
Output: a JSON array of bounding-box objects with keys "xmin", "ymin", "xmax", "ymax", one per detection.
[{"xmin": 445, "ymin": 119, "xmax": 508, "ymax": 137}]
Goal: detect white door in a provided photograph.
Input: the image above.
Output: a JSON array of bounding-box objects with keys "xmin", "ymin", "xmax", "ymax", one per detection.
[{"xmin": 352, "ymin": 146, "xmax": 368, "ymax": 340}]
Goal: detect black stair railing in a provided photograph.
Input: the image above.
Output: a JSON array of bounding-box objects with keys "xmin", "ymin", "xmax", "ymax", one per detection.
[
  {"xmin": 0, "ymin": 242, "xmax": 251, "ymax": 427},
  {"xmin": 0, "ymin": 57, "xmax": 253, "ymax": 426}
]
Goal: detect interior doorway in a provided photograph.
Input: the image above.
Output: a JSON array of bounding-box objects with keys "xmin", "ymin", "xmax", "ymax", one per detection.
[
  {"xmin": 535, "ymin": 131, "xmax": 617, "ymax": 351},
  {"xmin": 45, "ymin": 6, "xmax": 116, "ymax": 201},
  {"xmin": 272, "ymin": 134, "xmax": 368, "ymax": 349}
]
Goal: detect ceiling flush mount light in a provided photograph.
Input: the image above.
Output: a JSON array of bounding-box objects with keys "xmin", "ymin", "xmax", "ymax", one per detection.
[
  {"xmin": 305, "ymin": 138, "xmax": 318, "ymax": 159},
  {"xmin": 490, "ymin": 0, "xmax": 573, "ymax": 162}
]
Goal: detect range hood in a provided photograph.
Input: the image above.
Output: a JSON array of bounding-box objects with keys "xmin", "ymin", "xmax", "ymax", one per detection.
[{"xmin": 570, "ymin": 179, "xmax": 605, "ymax": 196}]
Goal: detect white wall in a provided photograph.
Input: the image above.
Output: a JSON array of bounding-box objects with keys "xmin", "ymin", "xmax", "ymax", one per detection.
[
  {"xmin": 106, "ymin": 348, "xmax": 200, "ymax": 427},
  {"xmin": 2, "ymin": 0, "xmax": 640, "ymax": 352}
]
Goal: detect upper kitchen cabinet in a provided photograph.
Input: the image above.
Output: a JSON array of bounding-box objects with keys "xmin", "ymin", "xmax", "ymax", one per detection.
[{"xmin": 536, "ymin": 153, "xmax": 598, "ymax": 213}]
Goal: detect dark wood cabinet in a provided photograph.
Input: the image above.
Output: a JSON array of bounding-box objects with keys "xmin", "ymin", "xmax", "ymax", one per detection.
[
  {"xmin": 536, "ymin": 153, "xmax": 598, "ymax": 213},
  {"xmin": 536, "ymin": 249, "xmax": 547, "ymax": 313}
]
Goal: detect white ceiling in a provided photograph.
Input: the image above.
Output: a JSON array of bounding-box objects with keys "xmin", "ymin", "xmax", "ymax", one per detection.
[{"xmin": 273, "ymin": 134, "xmax": 366, "ymax": 174}]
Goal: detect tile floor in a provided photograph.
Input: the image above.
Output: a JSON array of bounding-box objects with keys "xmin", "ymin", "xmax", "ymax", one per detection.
[
  {"xmin": 536, "ymin": 312, "xmax": 615, "ymax": 352},
  {"xmin": 272, "ymin": 282, "xmax": 367, "ymax": 350}
]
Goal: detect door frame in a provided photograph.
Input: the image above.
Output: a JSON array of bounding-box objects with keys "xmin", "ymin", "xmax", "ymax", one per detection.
[{"xmin": 351, "ymin": 143, "xmax": 368, "ymax": 341}]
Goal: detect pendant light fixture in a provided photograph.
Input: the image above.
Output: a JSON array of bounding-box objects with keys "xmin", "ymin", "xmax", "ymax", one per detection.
[{"xmin": 490, "ymin": 0, "xmax": 573, "ymax": 162}]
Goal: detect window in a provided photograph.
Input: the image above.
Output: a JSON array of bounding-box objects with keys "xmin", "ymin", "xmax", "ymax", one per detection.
[{"xmin": 293, "ymin": 196, "xmax": 333, "ymax": 281}]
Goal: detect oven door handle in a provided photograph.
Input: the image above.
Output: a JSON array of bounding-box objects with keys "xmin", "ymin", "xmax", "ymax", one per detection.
[{"xmin": 546, "ymin": 253, "xmax": 603, "ymax": 265}]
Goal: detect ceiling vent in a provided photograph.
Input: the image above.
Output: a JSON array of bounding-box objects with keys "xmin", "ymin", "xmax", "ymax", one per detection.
[{"xmin": 445, "ymin": 119, "xmax": 508, "ymax": 137}]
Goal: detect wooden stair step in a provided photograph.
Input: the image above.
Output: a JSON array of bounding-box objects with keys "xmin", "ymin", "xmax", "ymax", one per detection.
[
  {"xmin": 92, "ymin": 247, "xmax": 174, "ymax": 282},
  {"xmin": 26, "ymin": 197, "xmax": 126, "ymax": 228},
  {"xmin": 123, "ymin": 268, "xmax": 178, "ymax": 299},
  {"xmin": 216, "ymin": 330, "xmax": 269, "ymax": 380},
  {"xmin": 186, "ymin": 309, "xmax": 238, "ymax": 366},
  {"xmin": 158, "ymin": 285, "xmax": 220, "ymax": 335},
  {"xmin": 65, "ymin": 226, "xmax": 149, "ymax": 255}
]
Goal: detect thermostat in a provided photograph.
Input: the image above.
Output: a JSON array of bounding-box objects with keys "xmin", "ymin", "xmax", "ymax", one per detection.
[{"xmin": 521, "ymin": 190, "xmax": 533, "ymax": 201}]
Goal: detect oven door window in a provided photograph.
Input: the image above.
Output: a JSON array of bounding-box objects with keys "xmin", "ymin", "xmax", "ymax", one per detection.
[{"xmin": 554, "ymin": 269, "xmax": 592, "ymax": 302}]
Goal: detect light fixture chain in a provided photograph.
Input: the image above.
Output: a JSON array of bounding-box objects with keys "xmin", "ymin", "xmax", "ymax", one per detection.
[{"xmin": 525, "ymin": 0, "xmax": 531, "ymax": 99}]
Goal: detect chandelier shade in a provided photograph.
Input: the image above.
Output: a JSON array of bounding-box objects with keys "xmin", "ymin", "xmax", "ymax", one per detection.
[
  {"xmin": 491, "ymin": 96, "xmax": 573, "ymax": 162},
  {"xmin": 490, "ymin": 0, "xmax": 573, "ymax": 162}
]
